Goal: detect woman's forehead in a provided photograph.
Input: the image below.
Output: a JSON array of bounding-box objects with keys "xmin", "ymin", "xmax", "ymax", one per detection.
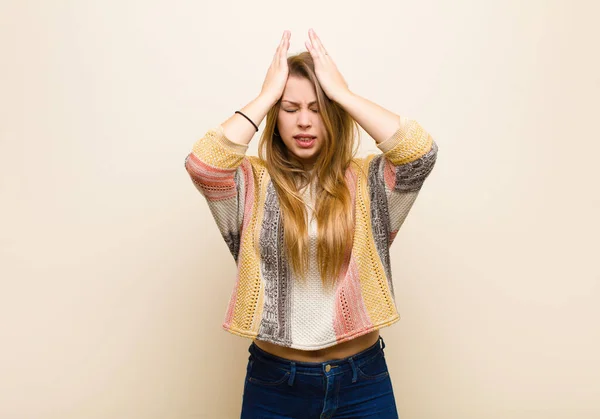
[{"xmin": 282, "ymin": 77, "xmax": 317, "ymax": 102}]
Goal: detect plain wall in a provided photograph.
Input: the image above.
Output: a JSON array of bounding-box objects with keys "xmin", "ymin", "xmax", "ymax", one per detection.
[{"xmin": 1, "ymin": 0, "xmax": 599, "ymax": 418}]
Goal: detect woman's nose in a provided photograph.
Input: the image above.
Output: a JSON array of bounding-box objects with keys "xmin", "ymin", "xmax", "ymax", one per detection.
[{"xmin": 297, "ymin": 109, "xmax": 313, "ymax": 127}]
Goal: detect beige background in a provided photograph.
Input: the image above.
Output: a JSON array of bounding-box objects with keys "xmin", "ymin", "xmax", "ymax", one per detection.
[{"xmin": 1, "ymin": 0, "xmax": 599, "ymax": 418}]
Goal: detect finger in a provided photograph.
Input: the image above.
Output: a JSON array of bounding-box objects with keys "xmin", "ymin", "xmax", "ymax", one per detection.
[
  {"xmin": 282, "ymin": 30, "xmax": 289, "ymax": 46},
  {"xmin": 309, "ymin": 28, "xmax": 328, "ymax": 57},
  {"xmin": 273, "ymin": 31, "xmax": 288, "ymax": 61},
  {"xmin": 305, "ymin": 40, "xmax": 314, "ymax": 56},
  {"xmin": 279, "ymin": 31, "xmax": 290, "ymax": 61},
  {"xmin": 305, "ymin": 38, "xmax": 321, "ymax": 59},
  {"xmin": 273, "ymin": 37, "xmax": 283, "ymax": 60},
  {"xmin": 307, "ymin": 32, "xmax": 325, "ymax": 59},
  {"xmin": 306, "ymin": 38, "xmax": 324, "ymax": 60},
  {"xmin": 278, "ymin": 31, "xmax": 287, "ymax": 51},
  {"xmin": 280, "ymin": 31, "xmax": 290, "ymax": 51}
]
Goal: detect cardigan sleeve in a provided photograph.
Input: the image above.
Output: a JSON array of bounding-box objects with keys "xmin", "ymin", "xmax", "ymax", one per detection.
[
  {"xmin": 367, "ymin": 117, "xmax": 438, "ymax": 245},
  {"xmin": 184, "ymin": 125, "xmax": 252, "ymax": 262}
]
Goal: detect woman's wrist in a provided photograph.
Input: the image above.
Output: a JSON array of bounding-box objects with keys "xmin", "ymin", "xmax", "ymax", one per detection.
[
  {"xmin": 221, "ymin": 94, "xmax": 277, "ymax": 145},
  {"xmin": 327, "ymin": 87, "xmax": 353, "ymax": 105},
  {"xmin": 257, "ymin": 91, "xmax": 281, "ymax": 108}
]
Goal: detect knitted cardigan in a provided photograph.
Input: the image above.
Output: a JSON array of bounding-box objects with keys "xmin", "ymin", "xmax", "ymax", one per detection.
[{"xmin": 185, "ymin": 118, "xmax": 438, "ymax": 350}]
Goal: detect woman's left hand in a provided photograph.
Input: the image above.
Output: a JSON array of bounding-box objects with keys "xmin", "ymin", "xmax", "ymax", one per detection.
[{"xmin": 305, "ymin": 28, "xmax": 350, "ymax": 102}]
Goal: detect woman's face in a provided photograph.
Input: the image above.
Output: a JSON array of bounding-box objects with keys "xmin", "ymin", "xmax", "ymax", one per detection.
[{"xmin": 276, "ymin": 76, "xmax": 326, "ymax": 168}]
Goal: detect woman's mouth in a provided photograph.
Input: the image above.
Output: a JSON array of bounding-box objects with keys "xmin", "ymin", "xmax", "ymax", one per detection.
[{"xmin": 294, "ymin": 136, "xmax": 316, "ymax": 148}]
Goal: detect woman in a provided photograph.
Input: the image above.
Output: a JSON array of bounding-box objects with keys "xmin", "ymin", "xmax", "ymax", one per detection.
[{"xmin": 185, "ymin": 29, "xmax": 438, "ymax": 418}]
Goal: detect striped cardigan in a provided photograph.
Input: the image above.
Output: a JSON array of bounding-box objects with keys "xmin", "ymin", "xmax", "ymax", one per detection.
[{"xmin": 185, "ymin": 119, "xmax": 438, "ymax": 350}]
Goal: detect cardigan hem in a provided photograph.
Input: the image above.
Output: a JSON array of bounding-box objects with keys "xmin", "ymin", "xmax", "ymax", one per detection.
[{"xmin": 222, "ymin": 314, "xmax": 400, "ymax": 351}]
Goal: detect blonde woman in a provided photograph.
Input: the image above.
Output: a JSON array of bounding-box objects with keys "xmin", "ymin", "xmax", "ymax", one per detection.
[{"xmin": 185, "ymin": 29, "xmax": 438, "ymax": 418}]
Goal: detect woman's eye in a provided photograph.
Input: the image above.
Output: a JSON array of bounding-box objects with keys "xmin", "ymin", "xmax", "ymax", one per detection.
[{"xmin": 283, "ymin": 109, "xmax": 318, "ymax": 113}]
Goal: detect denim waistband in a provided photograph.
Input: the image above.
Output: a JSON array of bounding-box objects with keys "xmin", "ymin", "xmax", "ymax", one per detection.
[{"xmin": 248, "ymin": 336, "xmax": 386, "ymax": 377}]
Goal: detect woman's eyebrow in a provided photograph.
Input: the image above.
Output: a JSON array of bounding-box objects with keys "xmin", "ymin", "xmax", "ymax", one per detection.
[{"xmin": 281, "ymin": 100, "xmax": 318, "ymax": 106}]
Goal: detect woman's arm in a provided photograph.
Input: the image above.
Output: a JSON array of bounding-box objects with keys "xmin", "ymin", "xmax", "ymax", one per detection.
[
  {"xmin": 184, "ymin": 31, "xmax": 292, "ymax": 260},
  {"xmin": 221, "ymin": 94, "xmax": 276, "ymax": 145},
  {"xmin": 304, "ymin": 28, "xmax": 435, "ymax": 163},
  {"xmin": 221, "ymin": 30, "xmax": 292, "ymax": 145},
  {"xmin": 332, "ymin": 90, "xmax": 406, "ymax": 145},
  {"xmin": 303, "ymin": 29, "xmax": 406, "ymax": 144}
]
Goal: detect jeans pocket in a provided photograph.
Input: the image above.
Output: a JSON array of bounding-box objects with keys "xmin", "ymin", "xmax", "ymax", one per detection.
[
  {"xmin": 356, "ymin": 351, "xmax": 390, "ymax": 381},
  {"xmin": 247, "ymin": 356, "xmax": 291, "ymax": 387}
]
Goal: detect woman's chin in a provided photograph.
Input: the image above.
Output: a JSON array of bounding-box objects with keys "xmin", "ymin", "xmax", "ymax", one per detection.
[{"xmin": 292, "ymin": 150, "xmax": 318, "ymax": 165}]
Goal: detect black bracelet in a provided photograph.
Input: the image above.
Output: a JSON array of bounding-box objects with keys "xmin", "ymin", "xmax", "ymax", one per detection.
[{"xmin": 234, "ymin": 111, "xmax": 259, "ymax": 132}]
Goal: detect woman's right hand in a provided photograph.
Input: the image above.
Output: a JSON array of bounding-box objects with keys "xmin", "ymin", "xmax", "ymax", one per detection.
[
  {"xmin": 259, "ymin": 30, "xmax": 291, "ymax": 105},
  {"xmin": 219, "ymin": 31, "xmax": 290, "ymax": 145}
]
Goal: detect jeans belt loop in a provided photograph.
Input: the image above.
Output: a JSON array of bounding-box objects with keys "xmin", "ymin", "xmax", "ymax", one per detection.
[
  {"xmin": 348, "ymin": 357, "xmax": 358, "ymax": 383},
  {"xmin": 288, "ymin": 361, "xmax": 296, "ymax": 386}
]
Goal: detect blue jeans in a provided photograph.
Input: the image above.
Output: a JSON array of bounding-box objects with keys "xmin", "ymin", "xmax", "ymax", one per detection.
[{"xmin": 241, "ymin": 336, "xmax": 399, "ymax": 418}]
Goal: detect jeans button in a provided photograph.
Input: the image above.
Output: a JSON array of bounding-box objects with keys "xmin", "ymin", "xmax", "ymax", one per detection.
[{"xmin": 325, "ymin": 364, "xmax": 331, "ymax": 372}]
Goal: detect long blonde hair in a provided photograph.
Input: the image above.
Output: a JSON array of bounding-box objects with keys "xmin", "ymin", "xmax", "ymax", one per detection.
[{"xmin": 258, "ymin": 52, "xmax": 360, "ymax": 288}]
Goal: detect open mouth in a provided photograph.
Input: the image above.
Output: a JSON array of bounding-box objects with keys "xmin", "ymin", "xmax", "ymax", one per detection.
[{"xmin": 294, "ymin": 136, "xmax": 316, "ymax": 148}]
